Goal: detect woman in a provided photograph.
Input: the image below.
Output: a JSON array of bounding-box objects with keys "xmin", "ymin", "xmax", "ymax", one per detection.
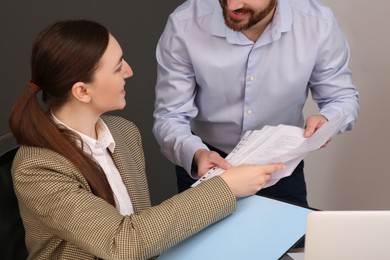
[{"xmin": 9, "ymin": 20, "xmax": 283, "ymax": 260}]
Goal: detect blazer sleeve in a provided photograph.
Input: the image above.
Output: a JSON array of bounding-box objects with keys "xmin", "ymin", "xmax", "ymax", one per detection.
[{"xmin": 12, "ymin": 138, "xmax": 236, "ymax": 260}]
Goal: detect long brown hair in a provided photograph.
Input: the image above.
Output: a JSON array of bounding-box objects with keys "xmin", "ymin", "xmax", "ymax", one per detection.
[{"xmin": 9, "ymin": 20, "xmax": 115, "ymax": 206}]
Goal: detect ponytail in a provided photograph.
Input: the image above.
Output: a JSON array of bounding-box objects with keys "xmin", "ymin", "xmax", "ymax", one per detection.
[{"xmin": 10, "ymin": 81, "xmax": 116, "ymax": 206}]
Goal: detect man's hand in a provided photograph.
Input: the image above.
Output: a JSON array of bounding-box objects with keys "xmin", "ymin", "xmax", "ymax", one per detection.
[
  {"xmin": 193, "ymin": 149, "xmax": 232, "ymax": 177},
  {"xmin": 304, "ymin": 114, "xmax": 331, "ymax": 147}
]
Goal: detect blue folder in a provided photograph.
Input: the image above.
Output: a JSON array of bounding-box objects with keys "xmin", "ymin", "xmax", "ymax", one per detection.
[{"xmin": 158, "ymin": 195, "xmax": 313, "ymax": 260}]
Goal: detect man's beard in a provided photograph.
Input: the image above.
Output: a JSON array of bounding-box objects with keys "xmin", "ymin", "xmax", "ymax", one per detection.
[{"xmin": 220, "ymin": 0, "xmax": 277, "ymax": 31}]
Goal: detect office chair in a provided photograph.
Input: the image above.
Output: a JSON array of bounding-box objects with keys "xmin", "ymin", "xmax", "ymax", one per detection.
[{"xmin": 0, "ymin": 132, "xmax": 28, "ymax": 259}]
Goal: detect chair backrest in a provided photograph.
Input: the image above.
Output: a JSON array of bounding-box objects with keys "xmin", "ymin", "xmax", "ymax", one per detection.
[{"xmin": 0, "ymin": 132, "xmax": 28, "ymax": 260}]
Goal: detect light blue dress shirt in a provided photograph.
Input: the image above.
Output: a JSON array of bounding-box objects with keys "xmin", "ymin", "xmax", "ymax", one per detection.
[{"xmin": 153, "ymin": 0, "xmax": 359, "ymax": 175}]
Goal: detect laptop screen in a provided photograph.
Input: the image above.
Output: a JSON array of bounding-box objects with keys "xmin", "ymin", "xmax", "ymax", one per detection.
[{"xmin": 304, "ymin": 211, "xmax": 390, "ymax": 260}]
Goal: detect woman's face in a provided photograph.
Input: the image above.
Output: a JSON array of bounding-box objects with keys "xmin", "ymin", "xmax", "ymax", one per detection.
[{"xmin": 87, "ymin": 34, "xmax": 133, "ymax": 114}]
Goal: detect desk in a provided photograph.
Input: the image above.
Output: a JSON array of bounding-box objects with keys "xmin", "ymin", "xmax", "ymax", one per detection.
[{"xmin": 158, "ymin": 196, "xmax": 312, "ymax": 260}]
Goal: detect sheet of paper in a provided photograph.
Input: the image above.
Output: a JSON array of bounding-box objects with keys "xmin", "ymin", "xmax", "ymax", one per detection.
[
  {"xmin": 192, "ymin": 116, "xmax": 346, "ymax": 188},
  {"xmin": 287, "ymin": 252, "xmax": 305, "ymax": 260}
]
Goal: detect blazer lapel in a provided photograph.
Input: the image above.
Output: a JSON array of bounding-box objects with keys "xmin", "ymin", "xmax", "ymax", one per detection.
[{"xmin": 107, "ymin": 122, "xmax": 149, "ymax": 213}]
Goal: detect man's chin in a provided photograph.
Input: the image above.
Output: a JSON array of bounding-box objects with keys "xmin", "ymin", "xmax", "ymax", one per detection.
[{"xmin": 225, "ymin": 20, "xmax": 247, "ymax": 32}]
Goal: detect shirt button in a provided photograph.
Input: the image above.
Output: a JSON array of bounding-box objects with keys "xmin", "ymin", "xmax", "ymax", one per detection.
[
  {"xmin": 249, "ymin": 75, "xmax": 255, "ymax": 81},
  {"xmin": 247, "ymin": 109, "xmax": 253, "ymax": 115}
]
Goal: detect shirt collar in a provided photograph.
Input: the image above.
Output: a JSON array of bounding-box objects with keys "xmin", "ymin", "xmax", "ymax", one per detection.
[
  {"xmin": 51, "ymin": 113, "xmax": 116, "ymax": 153},
  {"xmin": 272, "ymin": 0, "xmax": 293, "ymax": 34},
  {"xmin": 95, "ymin": 119, "xmax": 116, "ymax": 153}
]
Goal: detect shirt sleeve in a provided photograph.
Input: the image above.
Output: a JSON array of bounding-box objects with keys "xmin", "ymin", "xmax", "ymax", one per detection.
[
  {"xmin": 153, "ymin": 14, "xmax": 209, "ymax": 175},
  {"xmin": 309, "ymin": 11, "xmax": 360, "ymax": 133}
]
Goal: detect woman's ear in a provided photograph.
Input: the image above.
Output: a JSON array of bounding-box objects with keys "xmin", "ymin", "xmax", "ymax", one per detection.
[{"xmin": 71, "ymin": 82, "xmax": 91, "ymax": 103}]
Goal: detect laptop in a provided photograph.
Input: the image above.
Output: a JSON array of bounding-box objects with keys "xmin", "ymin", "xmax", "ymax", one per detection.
[{"xmin": 304, "ymin": 211, "xmax": 390, "ymax": 260}]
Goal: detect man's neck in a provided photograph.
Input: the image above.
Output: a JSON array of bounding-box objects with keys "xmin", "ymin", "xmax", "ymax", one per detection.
[{"xmin": 242, "ymin": 5, "xmax": 277, "ymax": 42}]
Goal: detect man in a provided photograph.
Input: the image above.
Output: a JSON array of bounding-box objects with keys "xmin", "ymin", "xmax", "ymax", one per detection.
[{"xmin": 153, "ymin": 0, "xmax": 359, "ymax": 207}]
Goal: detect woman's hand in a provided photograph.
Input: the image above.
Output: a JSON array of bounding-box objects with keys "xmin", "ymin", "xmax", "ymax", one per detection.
[{"xmin": 220, "ymin": 163, "xmax": 284, "ymax": 198}]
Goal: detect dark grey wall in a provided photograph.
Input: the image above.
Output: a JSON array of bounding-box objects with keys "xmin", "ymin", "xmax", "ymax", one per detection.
[{"xmin": 0, "ymin": 0, "xmax": 184, "ymax": 205}]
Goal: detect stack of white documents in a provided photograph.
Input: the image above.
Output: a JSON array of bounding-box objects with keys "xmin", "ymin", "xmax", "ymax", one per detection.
[{"xmin": 192, "ymin": 116, "xmax": 346, "ymax": 188}]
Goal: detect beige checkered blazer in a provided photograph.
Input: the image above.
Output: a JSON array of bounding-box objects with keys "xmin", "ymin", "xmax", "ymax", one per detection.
[{"xmin": 12, "ymin": 116, "xmax": 236, "ymax": 260}]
